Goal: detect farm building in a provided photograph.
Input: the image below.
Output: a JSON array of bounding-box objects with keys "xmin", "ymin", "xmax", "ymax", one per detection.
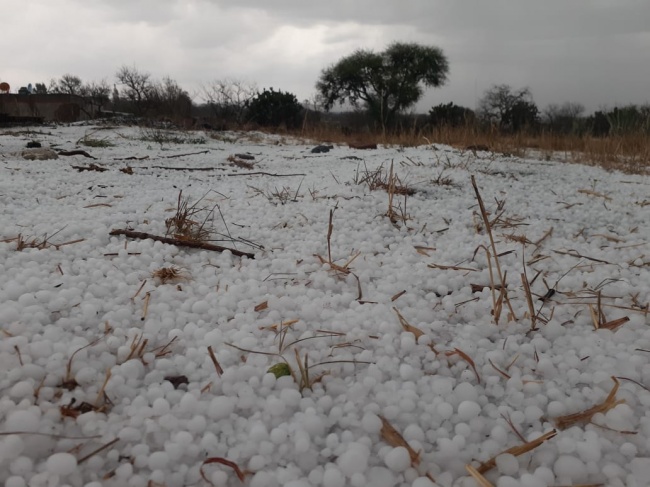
[{"xmin": 0, "ymin": 93, "xmax": 97, "ymax": 124}]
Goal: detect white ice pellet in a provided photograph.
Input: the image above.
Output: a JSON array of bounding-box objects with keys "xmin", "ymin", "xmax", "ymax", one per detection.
[
  {"xmin": 5, "ymin": 410, "xmax": 40, "ymax": 432},
  {"xmin": 322, "ymin": 467, "xmax": 346, "ymax": 487},
  {"xmin": 337, "ymin": 442, "xmax": 370, "ymax": 476},
  {"xmin": 554, "ymin": 455, "xmax": 587, "ymax": 482},
  {"xmin": 457, "ymin": 400, "xmax": 481, "ymax": 421},
  {"xmin": 350, "ymin": 472, "xmax": 366, "ymax": 487},
  {"xmin": 0, "ymin": 435, "xmax": 24, "ymax": 462},
  {"xmin": 152, "ymin": 397, "xmax": 171, "ymax": 415},
  {"xmin": 294, "ymin": 429, "xmax": 311, "ymax": 453},
  {"xmin": 4, "ymin": 477, "xmax": 26, "ymax": 487},
  {"xmin": 280, "ymin": 388, "xmax": 301, "ymax": 407},
  {"xmin": 576, "ymin": 439, "xmax": 601, "ymax": 462},
  {"xmin": 191, "ymin": 300, "xmax": 210, "ymax": 314},
  {"xmin": 517, "ymin": 473, "xmax": 547, "ymax": 487},
  {"xmin": 524, "ymin": 405, "xmax": 544, "ymax": 423},
  {"xmin": 400, "ymin": 363, "xmax": 416, "ymax": 380},
  {"xmin": 45, "ymin": 452, "xmax": 77, "ymax": 476},
  {"xmin": 118, "ymin": 427, "xmax": 141, "ymax": 442},
  {"xmin": 148, "ymin": 451, "xmax": 169, "ymax": 471},
  {"xmin": 453, "ymin": 382, "xmax": 478, "ymax": 402},
  {"xmin": 207, "ymin": 396, "xmax": 235, "ymax": 420},
  {"xmin": 412, "ymin": 477, "xmax": 436, "ymax": 487},
  {"xmin": 178, "ymin": 392, "xmax": 198, "ymax": 414},
  {"xmin": 403, "ymin": 424, "xmax": 425, "ymax": 442},
  {"xmin": 9, "ymin": 381, "xmax": 33, "ymax": 399},
  {"xmin": 367, "ymin": 466, "xmax": 396, "ymax": 487},
  {"xmin": 284, "ymin": 480, "xmax": 311, "ymax": 487},
  {"xmin": 437, "ymin": 402, "xmax": 454, "ymax": 420},
  {"xmin": 495, "ymin": 453, "xmax": 519, "ymax": 475},
  {"xmin": 400, "ymin": 333, "xmax": 416, "ymax": 352},
  {"xmin": 384, "ymin": 446, "xmax": 411, "ymax": 472}
]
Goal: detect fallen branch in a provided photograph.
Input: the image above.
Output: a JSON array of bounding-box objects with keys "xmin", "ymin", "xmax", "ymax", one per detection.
[
  {"xmin": 475, "ymin": 430, "xmax": 557, "ymax": 474},
  {"xmin": 109, "ymin": 229, "xmax": 255, "ymax": 258},
  {"xmin": 553, "ymin": 377, "xmax": 623, "ymax": 430},
  {"xmin": 114, "ymin": 155, "xmax": 149, "ymax": 161},
  {"xmin": 226, "ymin": 171, "xmax": 306, "ymax": 177},
  {"xmin": 552, "ymin": 249, "xmax": 612, "ymax": 264},
  {"xmin": 151, "ymin": 166, "xmax": 221, "ymax": 171},
  {"xmin": 58, "ymin": 150, "xmax": 97, "ymax": 159},
  {"xmin": 164, "ymin": 150, "xmax": 210, "ymax": 159},
  {"xmin": 72, "ymin": 163, "xmax": 107, "ymax": 172}
]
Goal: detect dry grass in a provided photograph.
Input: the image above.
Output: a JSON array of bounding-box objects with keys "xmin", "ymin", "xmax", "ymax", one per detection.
[
  {"xmin": 553, "ymin": 377, "xmax": 625, "ymax": 430},
  {"xmin": 472, "ymin": 430, "xmax": 557, "ymax": 475},
  {"xmin": 165, "ymin": 190, "xmax": 215, "ymax": 242},
  {"xmin": 151, "ymin": 265, "xmax": 190, "ymax": 284},
  {"xmin": 292, "ymin": 124, "xmax": 649, "ymax": 174}
]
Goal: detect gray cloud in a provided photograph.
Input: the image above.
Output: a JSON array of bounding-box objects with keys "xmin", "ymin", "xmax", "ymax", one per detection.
[{"xmin": 2, "ymin": 0, "xmax": 649, "ymax": 112}]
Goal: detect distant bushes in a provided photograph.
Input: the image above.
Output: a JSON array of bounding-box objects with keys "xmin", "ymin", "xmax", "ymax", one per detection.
[
  {"xmin": 246, "ymin": 88, "xmax": 304, "ymax": 129},
  {"xmin": 429, "ymin": 102, "xmax": 475, "ymax": 128},
  {"xmin": 35, "ymin": 66, "xmax": 650, "ymax": 139},
  {"xmin": 427, "ymin": 85, "xmax": 650, "ymax": 138}
]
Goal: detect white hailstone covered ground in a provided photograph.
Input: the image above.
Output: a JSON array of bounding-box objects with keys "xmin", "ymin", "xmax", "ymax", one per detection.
[{"xmin": 0, "ymin": 123, "xmax": 649, "ymax": 487}]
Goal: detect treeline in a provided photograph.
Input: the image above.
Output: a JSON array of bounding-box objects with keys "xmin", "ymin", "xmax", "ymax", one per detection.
[
  {"xmin": 37, "ymin": 68, "xmax": 306, "ymax": 130},
  {"xmin": 34, "ymin": 65, "xmax": 650, "ymax": 137},
  {"xmin": 429, "ymin": 84, "xmax": 650, "ymax": 137}
]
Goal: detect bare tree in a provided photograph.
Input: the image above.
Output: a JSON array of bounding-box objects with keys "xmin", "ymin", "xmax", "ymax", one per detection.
[
  {"xmin": 200, "ymin": 78, "xmax": 257, "ymax": 127},
  {"xmin": 543, "ymin": 102, "xmax": 585, "ymax": 134},
  {"xmin": 478, "ymin": 84, "xmax": 539, "ymax": 132},
  {"xmin": 81, "ymin": 80, "xmax": 112, "ymax": 115},
  {"xmin": 149, "ymin": 76, "xmax": 193, "ymax": 119},
  {"xmin": 115, "ymin": 65, "xmax": 153, "ymax": 115},
  {"xmin": 49, "ymin": 74, "xmax": 84, "ymax": 95}
]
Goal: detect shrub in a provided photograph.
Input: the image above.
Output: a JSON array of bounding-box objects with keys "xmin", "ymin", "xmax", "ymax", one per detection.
[
  {"xmin": 429, "ymin": 102, "xmax": 475, "ymax": 127},
  {"xmin": 246, "ymin": 88, "xmax": 304, "ymax": 129}
]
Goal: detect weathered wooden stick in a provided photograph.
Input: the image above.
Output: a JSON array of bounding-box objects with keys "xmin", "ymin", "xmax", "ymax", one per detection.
[{"xmin": 109, "ymin": 229, "xmax": 255, "ymax": 258}]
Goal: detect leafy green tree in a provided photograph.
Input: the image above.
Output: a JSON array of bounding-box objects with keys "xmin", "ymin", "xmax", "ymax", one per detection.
[
  {"xmin": 316, "ymin": 42, "xmax": 449, "ymax": 130},
  {"xmin": 246, "ymin": 88, "xmax": 303, "ymax": 128}
]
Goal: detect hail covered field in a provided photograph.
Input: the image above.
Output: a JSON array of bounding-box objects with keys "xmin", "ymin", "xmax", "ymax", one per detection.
[{"xmin": 0, "ymin": 124, "xmax": 649, "ymax": 487}]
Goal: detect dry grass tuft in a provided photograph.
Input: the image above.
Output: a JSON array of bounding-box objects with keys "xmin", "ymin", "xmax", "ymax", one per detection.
[
  {"xmin": 553, "ymin": 377, "xmax": 624, "ymax": 430},
  {"xmin": 471, "ymin": 429, "xmax": 558, "ymax": 476},
  {"xmin": 379, "ymin": 415, "xmax": 421, "ymax": 467},
  {"xmin": 165, "ymin": 190, "xmax": 217, "ymax": 242},
  {"xmin": 471, "ymin": 177, "xmax": 518, "ymax": 323},
  {"xmin": 446, "ymin": 348, "xmax": 481, "ymax": 384},
  {"xmin": 294, "ymin": 124, "xmax": 649, "ymax": 174},
  {"xmin": 354, "ymin": 161, "xmax": 416, "ymax": 196},
  {"xmin": 151, "ymin": 265, "xmax": 190, "ymax": 284}
]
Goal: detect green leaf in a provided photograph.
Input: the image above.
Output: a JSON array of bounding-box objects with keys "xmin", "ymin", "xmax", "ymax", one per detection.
[{"xmin": 267, "ymin": 362, "xmax": 292, "ymax": 378}]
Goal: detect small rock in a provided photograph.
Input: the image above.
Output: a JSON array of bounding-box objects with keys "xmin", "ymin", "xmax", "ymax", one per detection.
[
  {"xmin": 311, "ymin": 145, "xmax": 333, "ymax": 154},
  {"xmin": 234, "ymin": 153, "xmax": 255, "ymax": 160},
  {"xmin": 22, "ymin": 148, "xmax": 59, "ymax": 160},
  {"xmin": 26, "ymin": 141, "xmax": 42, "ymax": 148}
]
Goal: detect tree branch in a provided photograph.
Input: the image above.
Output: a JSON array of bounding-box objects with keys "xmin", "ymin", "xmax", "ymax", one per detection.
[{"xmin": 109, "ymin": 229, "xmax": 255, "ymax": 258}]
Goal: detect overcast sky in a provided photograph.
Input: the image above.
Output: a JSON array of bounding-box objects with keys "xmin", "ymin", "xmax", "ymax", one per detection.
[{"xmin": 2, "ymin": 0, "xmax": 649, "ymax": 114}]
